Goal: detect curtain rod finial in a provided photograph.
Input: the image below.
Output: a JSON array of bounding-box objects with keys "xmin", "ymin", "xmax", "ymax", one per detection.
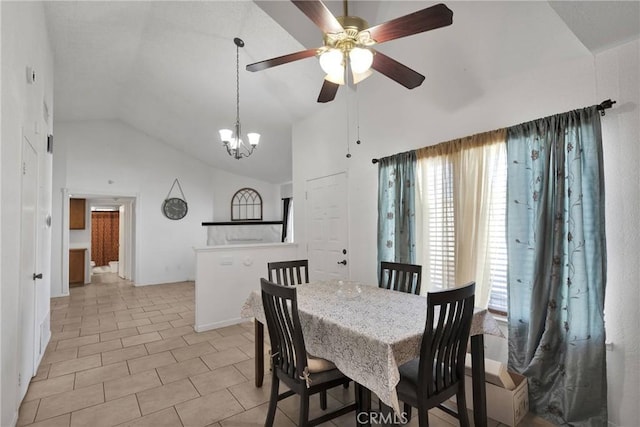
[
  {"xmin": 372, "ymin": 158, "xmax": 379, "ymax": 164},
  {"xmin": 597, "ymin": 99, "xmax": 616, "ymax": 115}
]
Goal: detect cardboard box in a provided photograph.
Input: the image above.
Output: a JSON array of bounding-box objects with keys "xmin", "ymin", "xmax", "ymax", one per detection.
[{"xmin": 450, "ymin": 371, "xmax": 529, "ymax": 426}]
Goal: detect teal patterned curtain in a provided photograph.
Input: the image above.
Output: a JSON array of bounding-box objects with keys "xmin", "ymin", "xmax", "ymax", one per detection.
[
  {"xmin": 507, "ymin": 106, "xmax": 607, "ymax": 426},
  {"xmin": 377, "ymin": 151, "xmax": 417, "ymax": 266}
]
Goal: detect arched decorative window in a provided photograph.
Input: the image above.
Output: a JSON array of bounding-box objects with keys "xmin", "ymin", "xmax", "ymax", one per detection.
[{"xmin": 231, "ymin": 188, "xmax": 263, "ymax": 221}]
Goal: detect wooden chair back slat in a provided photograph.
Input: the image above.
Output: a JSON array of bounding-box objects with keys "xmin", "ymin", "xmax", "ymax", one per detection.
[
  {"xmin": 419, "ymin": 282, "xmax": 475, "ymax": 399},
  {"xmin": 261, "ymin": 278, "xmax": 307, "ymax": 381},
  {"xmin": 379, "ymin": 261, "xmax": 422, "ymax": 295},
  {"xmin": 268, "ymin": 260, "xmax": 309, "ymax": 287}
]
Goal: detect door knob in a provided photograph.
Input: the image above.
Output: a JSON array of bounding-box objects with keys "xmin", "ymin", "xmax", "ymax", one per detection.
[
  {"xmin": 337, "ymin": 260, "xmax": 347, "ymax": 265},
  {"xmin": 33, "ymin": 273, "xmax": 43, "ymax": 280}
]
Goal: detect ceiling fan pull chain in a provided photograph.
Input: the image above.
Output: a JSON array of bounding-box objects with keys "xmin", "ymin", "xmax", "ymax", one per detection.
[
  {"xmin": 355, "ymin": 83, "xmax": 362, "ymax": 145},
  {"xmin": 345, "ymin": 70, "xmax": 352, "ymax": 159}
]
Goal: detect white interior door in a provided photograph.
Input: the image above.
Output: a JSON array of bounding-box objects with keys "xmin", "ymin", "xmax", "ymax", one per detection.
[
  {"xmin": 18, "ymin": 134, "xmax": 39, "ymax": 400},
  {"xmin": 306, "ymin": 172, "xmax": 349, "ymax": 281}
]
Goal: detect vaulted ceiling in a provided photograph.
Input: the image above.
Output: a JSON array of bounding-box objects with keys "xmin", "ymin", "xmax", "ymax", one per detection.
[{"xmin": 43, "ymin": 1, "xmax": 639, "ymax": 184}]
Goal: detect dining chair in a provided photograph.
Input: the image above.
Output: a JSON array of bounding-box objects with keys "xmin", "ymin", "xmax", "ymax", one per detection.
[
  {"xmin": 260, "ymin": 278, "xmax": 358, "ymax": 427},
  {"xmin": 267, "ymin": 259, "xmax": 309, "ymax": 286},
  {"xmin": 396, "ymin": 282, "xmax": 476, "ymax": 427},
  {"xmin": 379, "ymin": 261, "xmax": 422, "ymax": 295},
  {"xmin": 266, "ymin": 259, "xmax": 335, "ymax": 406}
]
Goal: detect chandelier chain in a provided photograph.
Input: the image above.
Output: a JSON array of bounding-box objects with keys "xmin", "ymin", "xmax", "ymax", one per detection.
[
  {"xmin": 236, "ymin": 41, "xmax": 240, "ymax": 129},
  {"xmin": 219, "ymin": 37, "xmax": 259, "ymax": 159}
]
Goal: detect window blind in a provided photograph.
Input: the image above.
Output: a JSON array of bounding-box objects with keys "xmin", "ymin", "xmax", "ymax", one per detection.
[{"xmin": 487, "ymin": 155, "xmax": 508, "ymax": 313}]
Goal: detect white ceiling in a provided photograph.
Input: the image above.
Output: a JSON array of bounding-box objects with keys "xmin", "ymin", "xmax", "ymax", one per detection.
[{"xmin": 44, "ymin": 1, "xmax": 640, "ymax": 184}]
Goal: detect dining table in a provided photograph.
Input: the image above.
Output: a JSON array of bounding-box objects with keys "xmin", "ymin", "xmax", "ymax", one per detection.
[{"xmin": 241, "ymin": 280, "xmax": 504, "ymax": 427}]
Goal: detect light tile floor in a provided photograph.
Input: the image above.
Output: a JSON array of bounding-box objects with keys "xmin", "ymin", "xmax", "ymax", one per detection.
[{"xmin": 17, "ymin": 274, "xmax": 555, "ymax": 427}]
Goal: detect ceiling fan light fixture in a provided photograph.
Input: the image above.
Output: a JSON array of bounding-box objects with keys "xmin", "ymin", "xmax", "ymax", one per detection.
[
  {"xmin": 349, "ymin": 47, "xmax": 373, "ymax": 74},
  {"xmin": 324, "ymin": 69, "xmax": 345, "ymax": 85},
  {"xmin": 352, "ymin": 68, "xmax": 373, "ymax": 84},
  {"xmin": 319, "ymin": 48, "xmax": 344, "ymax": 76}
]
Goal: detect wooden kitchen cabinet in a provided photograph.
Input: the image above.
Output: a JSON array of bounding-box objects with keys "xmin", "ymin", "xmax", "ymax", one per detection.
[
  {"xmin": 69, "ymin": 249, "xmax": 85, "ymax": 286},
  {"xmin": 70, "ymin": 198, "xmax": 86, "ymax": 229}
]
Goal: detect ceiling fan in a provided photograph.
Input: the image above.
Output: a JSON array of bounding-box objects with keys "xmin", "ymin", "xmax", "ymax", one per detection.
[{"xmin": 246, "ymin": 0, "xmax": 453, "ymax": 103}]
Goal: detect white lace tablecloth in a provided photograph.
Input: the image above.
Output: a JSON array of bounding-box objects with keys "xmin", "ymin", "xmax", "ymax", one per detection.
[{"xmin": 241, "ymin": 281, "xmax": 504, "ymax": 413}]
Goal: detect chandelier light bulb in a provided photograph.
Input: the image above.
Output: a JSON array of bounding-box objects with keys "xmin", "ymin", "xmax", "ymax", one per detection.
[
  {"xmin": 247, "ymin": 133, "xmax": 260, "ymax": 146},
  {"xmin": 349, "ymin": 47, "xmax": 373, "ymax": 74},
  {"xmin": 219, "ymin": 129, "xmax": 233, "ymax": 143}
]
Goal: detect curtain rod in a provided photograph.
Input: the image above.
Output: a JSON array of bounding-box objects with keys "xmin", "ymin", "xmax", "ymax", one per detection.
[
  {"xmin": 372, "ymin": 99, "xmax": 617, "ymax": 164},
  {"xmin": 597, "ymin": 99, "xmax": 616, "ymax": 115}
]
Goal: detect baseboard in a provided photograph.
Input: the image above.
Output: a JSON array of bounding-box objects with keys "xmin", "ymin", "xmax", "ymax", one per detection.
[
  {"xmin": 35, "ymin": 313, "xmax": 52, "ymax": 368},
  {"xmin": 9, "ymin": 409, "xmax": 18, "ymax": 427},
  {"xmin": 195, "ymin": 317, "xmax": 245, "ymax": 332}
]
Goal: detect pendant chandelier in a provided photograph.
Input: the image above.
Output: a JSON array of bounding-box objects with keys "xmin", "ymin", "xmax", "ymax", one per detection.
[{"xmin": 219, "ymin": 37, "xmax": 260, "ymax": 159}]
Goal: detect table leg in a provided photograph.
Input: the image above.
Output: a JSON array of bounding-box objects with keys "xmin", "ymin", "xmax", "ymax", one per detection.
[
  {"xmin": 470, "ymin": 334, "xmax": 487, "ymax": 427},
  {"xmin": 255, "ymin": 320, "xmax": 264, "ymax": 388},
  {"xmin": 355, "ymin": 383, "xmax": 371, "ymax": 427}
]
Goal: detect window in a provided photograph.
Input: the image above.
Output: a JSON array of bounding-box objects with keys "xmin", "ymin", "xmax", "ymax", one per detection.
[
  {"xmin": 416, "ymin": 139, "xmax": 508, "ymax": 313},
  {"xmin": 486, "ymin": 157, "xmax": 508, "ymax": 314},
  {"xmin": 423, "ymin": 162, "xmax": 456, "ymax": 288},
  {"xmin": 231, "ymin": 188, "xmax": 262, "ymax": 221}
]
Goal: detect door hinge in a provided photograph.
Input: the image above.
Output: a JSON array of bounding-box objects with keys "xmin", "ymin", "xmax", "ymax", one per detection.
[
  {"xmin": 22, "ymin": 162, "xmax": 27, "ymax": 175},
  {"xmin": 18, "ymin": 373, "xmax": 21, "ymax": 387},
  {"xmin": 305, "ymin": 191, "xmax": 308, "ymax": 200}
]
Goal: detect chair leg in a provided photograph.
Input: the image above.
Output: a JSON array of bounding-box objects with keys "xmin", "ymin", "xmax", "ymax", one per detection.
[
  {"xmin": 299, "ymin": 390, "xmax": 310, "ymax": 427},
  {"xmin": 403, "ymin": 403, "xmax": 412, "ymax": 423},
  {"xmin": 265, "ymin": 376, "xmax": 279, "ymax": 427},
  {"xmin": 320, "ymin": 390, "xmax": 328, "ymax": 410},
  {"xmin": 456, "ymin": 387, "xmax": 470, "ymax": 427},
  {"xmin": 418, "ymin": 408, "xmax": 430, "ymax": 427}
]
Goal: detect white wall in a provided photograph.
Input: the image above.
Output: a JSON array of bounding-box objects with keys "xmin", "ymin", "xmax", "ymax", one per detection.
[
  {"xmin": 194, "ymin": 243, "xmax": 298, "ymax": 331},
  {"xmin": 51, "ymin": 120, "xmax": 283, "ymax": 293},
  {"xmin": 1, "ymin": 3, "xmax": 4, "ymax": 423},
  {"xmin": 210, "ymin": 169, "xmax": 282, "ymax": 222},
  {"xmin": 53, "ymin": 119, "xmax": 212, "ymax": 289},
  {"xmin": 1, "ymin": 2, "xmax": 54, "ymax": 425},
  {"xmin": 596, "ymin": 39, "xmax": 640, "ymax": 427},
  {"xmin": 293, "ymin": 60, "xmax": 596, "ymax": 285},
  {"xmin": 292, "ymin": 33, "xmax": 639, "ymax": 427}
]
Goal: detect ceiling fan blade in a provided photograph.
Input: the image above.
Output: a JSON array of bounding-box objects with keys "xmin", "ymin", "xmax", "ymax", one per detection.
[
  {"xmin": 317, "ymin": 79, "xmax": 339, "ymax": 103},
  {"xmin": 371, "ymin": 50, "xmax": 425, "ymax": 89},
  {"xmin": 246, "ymin": 48, "xmax": 318, "ymax": 72},
  {"xmin": 291, "ymin": 0, "xmax": 344, "ymax": 34},
  {"xmin": 366, "ymin": 3, "xmax": 453, "ymax": 44}
]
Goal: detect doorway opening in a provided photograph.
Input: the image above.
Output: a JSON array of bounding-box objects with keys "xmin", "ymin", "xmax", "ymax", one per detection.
[
  {"xmin": 62, "ymin": 191, "xmax": 136, "ymax": 294},
  {"xmin": 91, "ymin": 206, "xmax": 121, "ymax": 279}
]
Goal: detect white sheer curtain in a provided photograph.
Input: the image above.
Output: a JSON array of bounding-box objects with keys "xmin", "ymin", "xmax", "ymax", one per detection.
[{"xmin": 415, "ymin": 130, "xmax": 506, "ymax": 308}]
